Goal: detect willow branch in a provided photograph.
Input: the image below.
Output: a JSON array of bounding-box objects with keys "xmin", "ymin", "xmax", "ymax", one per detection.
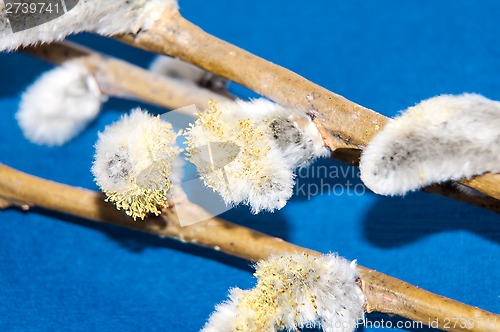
[
  {"xmin": 118, "ymin": 10, "xmax": 381, "ymax": 150},
  {"xmin": 19, "ymin": 39, "xmax": 500, "ymax": 209},
  {"xmin": 0, "ymin": 164, "xmax": 497, "ymax": 332},
  {"xmin": 462, "ymin": 173, "xmax": 500, "ymax": 200},
  {"xmin": 116, "ymin": 9, "xmax": 500, "ymax": 209},
  {"xmin": 334, "ymin": 150, "xmax": 500, "ymax": 213},
  {"xmin": 22, "ymin": 41, "xmax": 233, "ymax": 113},
  {"xmin": 0, "ymin": 197, "xmax": 12, "ymax": 209}
]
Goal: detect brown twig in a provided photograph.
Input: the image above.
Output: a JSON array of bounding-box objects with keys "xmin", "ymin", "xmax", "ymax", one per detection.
[
  {"xmin": 0, "ymin": 163, "xmax": 497, "ymax": 332},
  {"xmin": 19, "ymin": 39, "xmax": 500, "ymax": 211},
  {"xmin": 462, "ymin": 173, "xmax": 500, "ymax": 201},
  {"xmin": 22, "ymin": 41, "xmax": 233, "ymax": 113},
  {"xmin": 116, "ymin": 9, "xmax": 500, "ymax": 209},
  {"xmin": 0, "ymin": 197, "xmax": 11, "ymax": 209},
  {"xmin": 334, "ymin": 150, "xmax": 500, "ymax": 213}
]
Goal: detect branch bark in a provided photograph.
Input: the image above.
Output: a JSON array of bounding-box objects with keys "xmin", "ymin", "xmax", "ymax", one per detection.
[
  {"xmin": 463, "ymin": 173, "xmax": 500, "ymax": 201},
  {"xmin": 21, "ymin": 40, "xmax": 500, "ymax": 212},
  {"xmin": 0, "ymin": 163, "xmax": 497, "ymax": 332},
  {"xmin": 22, "ymin": 41, "xmax": 232, "ymax": 113},
  {"xmin": 117, "ymin": 10, "xmax": 500, "ymax": 209}
]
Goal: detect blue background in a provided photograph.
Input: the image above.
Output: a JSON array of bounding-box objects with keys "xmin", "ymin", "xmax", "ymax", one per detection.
[{"xmin": 0, "ymin": 0, "xmax": 499, "ymax": 331}]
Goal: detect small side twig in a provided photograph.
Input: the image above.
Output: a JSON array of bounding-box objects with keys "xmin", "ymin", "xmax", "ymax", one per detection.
[
  {"xmin": 22, "ymin": 41, "xmax": 233, "ymax": 113},
  {"xmin": 0, "ymin": 164, "xmax": 497, "ymax": 332},
  {"xmin": 463, "ymin": 173, "xmax": 500, "ymax": 201},
  {"xmin": 0, "ymin": 197, "xmax": 11, "ymax": 209}
]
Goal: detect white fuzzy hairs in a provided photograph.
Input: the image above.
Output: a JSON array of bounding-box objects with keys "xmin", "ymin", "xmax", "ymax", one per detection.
[
  {"xmin": 17, "ymin": 60, "xmax": 105, "ymax": 146},
  {"xmin": 149, "ymin": 55, "xmax": 228, "ymax": 91},
  {"xmin": 360, "ymin": 93, "xmax": 500, "ymax": 195},
  {"xmin": 92, "ymin": 108, "xmax": 180, "ymax": 220},
  {"xmin": 0, "ymin": 0, "xmax": 178, "ymax": 51},
  {"xmin": 185, "ymin": 99, "xmax": 329, "ymax": 214},
  {"xmin": 202, "ymin": 253, "xmax": 365, "ymax": 332}
]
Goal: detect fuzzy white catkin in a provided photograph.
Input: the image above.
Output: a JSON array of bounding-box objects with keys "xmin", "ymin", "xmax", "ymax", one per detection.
[
  {"xmin": 92, "ymin": 108, "xmax": 180, "ymax": 220},
  {"xmin": 0, "ymin": 0, "xmax": 178, "ymax": 51},
  {"xmin": 150, "ymin": 55, "xmax": 208, "ymax": 83},
  {"xmin": 16, "ymin": 61, "xmax": 105, "ymax": 146},
  {"xmin": 201, "ymin": 288, "xmax": 246, "ymax": 332},
  {"xmin": 360, "ymin": 93, "xmax": 500, "ymax": 195},
  {"xmin": 202, "ymin": 253, "xmax": 365, "ymax": 332},
  {"xmin": 185, "ymin": 99, "xmax": 328, "ymax": 214},
  {"xmin": 149, "ymin": 55, "xmax": 228, "ymax": 91}
]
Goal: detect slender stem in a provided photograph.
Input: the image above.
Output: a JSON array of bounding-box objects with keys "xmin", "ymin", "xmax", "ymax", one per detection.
[
  {"xmin": 117, "ymin": 10, "xmax": 500, "ymax": 209},
  {"xmin": 118, "ymin": 11, "xmax": 385, "ymax": 151},
  {"xmin": 0, "ymin": 164, "xmax": 497, "ymax": 332},
  {"xmin": 19, "ymin": 40, "xmax": 500, "ymax": 210},
  {"xmin": 22, "ymin": 41, "xmax": 233, "ymax": 113},
  {"xmin": 0, "ymin": 197, "xmax": 12, "ymax": 209},
  {"xmin": 335, "ymin": 150, "xmax": 500, "ymax": 213},
  {"xmin": 462, "ymin": 173, "xmax": 500, "ymax": 200}
]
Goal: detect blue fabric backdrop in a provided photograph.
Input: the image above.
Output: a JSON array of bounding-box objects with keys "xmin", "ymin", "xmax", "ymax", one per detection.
[{"xmin": 0, "ymin": 0, "xmax": 499, "ymax": 331}]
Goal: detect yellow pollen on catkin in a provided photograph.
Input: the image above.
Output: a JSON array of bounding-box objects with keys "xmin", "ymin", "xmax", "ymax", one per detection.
[
  {"xmin": 185, "ymin": 99, "xmax": 272, "ymax": 195},
  {"xmin": 235, "ymin": 254, "xmax": 321, "ymax": 331},
  {"xmin": 104, "ymin": 186, "xmax": 169, "ymax": 220},
  {"xmin": 94, "ymin": 110, "xmax": 179, "ymax": 221}
]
